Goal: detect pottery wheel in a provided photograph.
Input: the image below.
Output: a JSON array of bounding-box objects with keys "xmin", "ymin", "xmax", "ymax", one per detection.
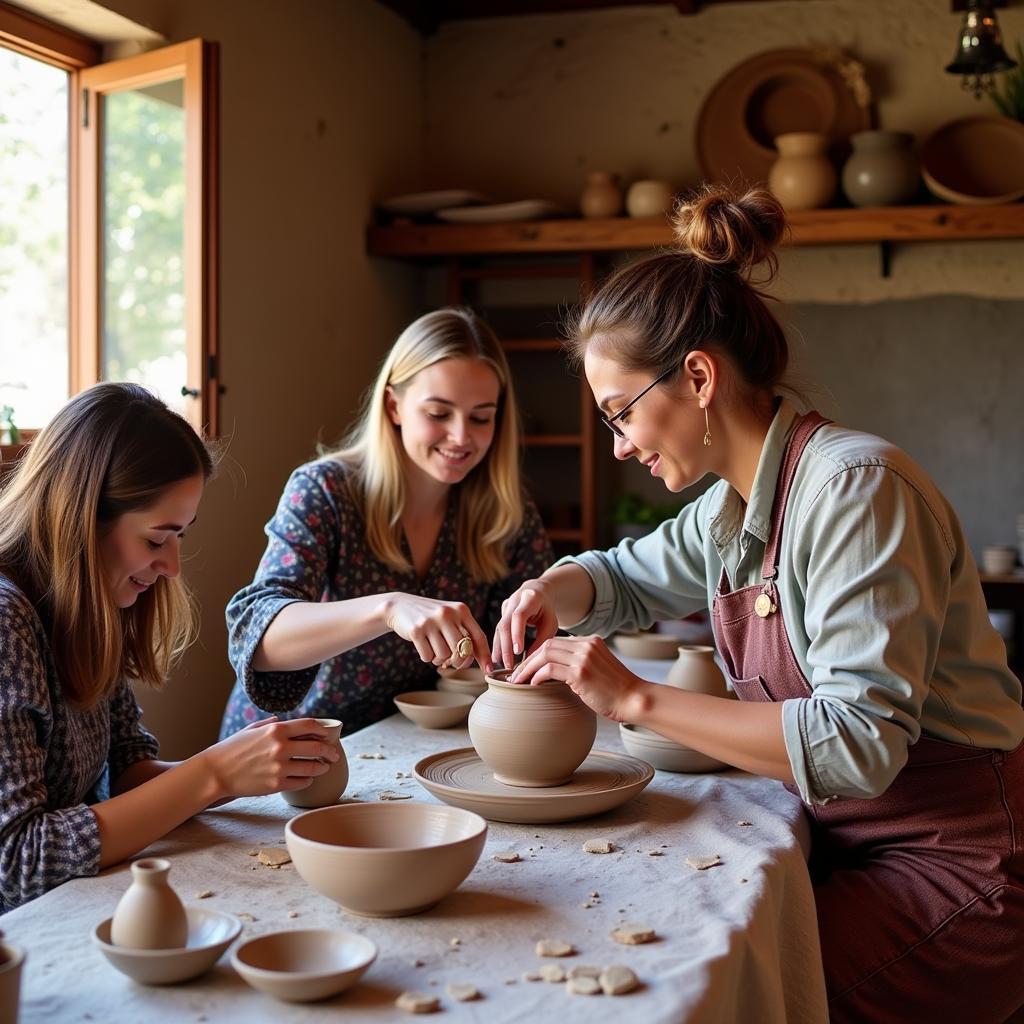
[{"xmin": 413, "ymin": 748, "xmax": 654, "ymax": 824}]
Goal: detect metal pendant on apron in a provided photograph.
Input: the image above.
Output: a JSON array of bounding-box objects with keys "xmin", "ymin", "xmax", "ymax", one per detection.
[{"xmin": 754, "ymin": 577, "xmax": 777, "ymax": 618}]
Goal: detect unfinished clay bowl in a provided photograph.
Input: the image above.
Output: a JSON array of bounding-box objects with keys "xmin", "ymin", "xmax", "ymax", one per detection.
[
  {"xmin": 468, "ymin": 670, "xmax": 596, "ymax": 787},
  {"xmin": 611, "ymin": 631, "xmax": 681, "ymax": 660},
  {"xmin": 93, "ymin": 907, "xmax": 241, "ymax": 985},
  {"xmin": 232, "ymin": 928, "xmax": 377, "ymax": 1003},
  {"xmin": 436, "ymin": 666, "xmax": 487, "ymax": 698},
  {"xmin": 282, "ymin": 718, "xmax": 349, "ymax": 809},
  {"xmin": 619, "ymin": 723, "xmax": 727, "ymax": 773},
  {"xmin": 393, "ymin": 691, "xmax": 474, "ymax": 729},
  {"xmin": 285, "ymin": 801, "xmax": 487, "ymax": 917}
]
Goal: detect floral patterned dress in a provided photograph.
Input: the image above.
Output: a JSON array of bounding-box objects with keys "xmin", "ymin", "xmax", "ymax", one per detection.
[{"xmin": 219, "ymin": 459, "xmax": 553, "ymax": 738}]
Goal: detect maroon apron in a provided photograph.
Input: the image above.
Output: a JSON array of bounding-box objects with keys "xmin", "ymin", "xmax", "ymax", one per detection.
[{"xmin": 711, "ymin": 412, "xmax": 1024, "ymax": 1023}]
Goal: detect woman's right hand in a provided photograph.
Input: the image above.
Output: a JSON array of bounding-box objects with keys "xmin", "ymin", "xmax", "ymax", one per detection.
[
  {"xmin": 492, "ymin": 577, "xmax": 560, "ymax": 669},
  {"xmin": 198, "ymin": 717, "xmax": 340, "ymax": 801},
  {"xmin": 384, "ymin": 594, "xmax": 492, "ymax": 671}
]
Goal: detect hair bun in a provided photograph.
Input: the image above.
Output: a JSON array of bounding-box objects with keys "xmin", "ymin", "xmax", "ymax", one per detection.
[{"xmin": 672, "ymin": 184, "xmax": 786, "ymax": 281}]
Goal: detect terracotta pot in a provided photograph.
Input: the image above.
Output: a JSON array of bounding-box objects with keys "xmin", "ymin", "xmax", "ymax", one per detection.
[
  {"xmin": 469, "ymin": 671, "xmax": 596, "ymax": 787},
  {"xmin": 768, "ymin": 131, "xmax": 836, "ymax": 211},
  {"xmin": 110, "ymin": 858, "xmax": 188, "ymax": 950},
  {"xmin": 579, "ymin": 171, "xmax": 623, "ymax": 218},
  {"xmin": 282, "ymin": 718, "xmax": 348, "ymax": 809},
  {"xmin": 625, "ymin": 179, "xmax": 674, "ymax": 218},
  {"xmin": 665, "ymin": 645, "xmax": 729, "ymax": 697},
  {"xmin": 841, "ymin": 130, "xmax": 919, "ymax": 208}
]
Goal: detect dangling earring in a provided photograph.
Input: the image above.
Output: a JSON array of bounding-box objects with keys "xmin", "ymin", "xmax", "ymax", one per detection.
[{"xmin": 700, "ymin": 400, "xmax": 711, "ymax": 447}]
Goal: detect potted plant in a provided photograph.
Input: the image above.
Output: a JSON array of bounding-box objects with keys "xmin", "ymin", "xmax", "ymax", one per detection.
[{"xmin": 609, "ymin": 492, "xmax": 680, "ymax": 542}]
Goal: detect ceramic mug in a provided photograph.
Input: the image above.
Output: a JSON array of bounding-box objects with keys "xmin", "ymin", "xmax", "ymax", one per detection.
[
  {"xmin": 982, "ymin": 545, "xmax": 1017, "ymax": 575},
  {"xmin": 282, "ymin": 718, "xmax": 349, "ymax": 809},
  {"xmin": 0, "ymin": 943, "xmax": 25, "ymax": 1024}
]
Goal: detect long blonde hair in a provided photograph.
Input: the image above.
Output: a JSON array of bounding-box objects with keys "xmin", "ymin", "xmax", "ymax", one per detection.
[
  {"xmin": 0, "ymin": 383, "xmax": 214, "ymax": 707},
  {"xmin": 324, "ymin": 308, "xmax": 523, "ymax": 582}
]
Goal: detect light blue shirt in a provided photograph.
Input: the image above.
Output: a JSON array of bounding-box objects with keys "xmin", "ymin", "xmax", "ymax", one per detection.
[{"xmin": 562, "ymin": 401, "xmax": 1024, "ymax": 805}]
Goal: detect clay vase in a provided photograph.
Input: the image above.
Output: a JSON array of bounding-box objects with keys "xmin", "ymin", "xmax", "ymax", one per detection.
[
  {"xmin": 579, "ymin": 171, "xmax": 623, "ymax": 218},
  {"xmin": 110, "ymin": 858, "xmax": 188, "ymax": 950},
  {"xmin": 665, "ymin": 645, "xmax": 729, "ymax": 698},
  {"xmin": 841, "ymin": 130, "xmax": 920, "ymax": 208},
  {"xmin": 469, "ymin": 671, "xmax": 597, "ymax": 787},
  {"xmin": 0, "ymin": 942, "xmax": 25, "ymax": 1024},
  {"xmin": 768, "ymin": 132, "xmax": 837, "ymax": 211},
  {"xmin": 625, "ymin": 179, "xmax": 675, "ymax": 218},
  {"xmin": 282, "ymin": 718, "xmax": 349, "ymax": 809}
]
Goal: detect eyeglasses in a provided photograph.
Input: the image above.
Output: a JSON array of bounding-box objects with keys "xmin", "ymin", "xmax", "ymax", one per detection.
[{"xmin": 600, "ymin": 366, "xmax": 676, "ymax": 439}]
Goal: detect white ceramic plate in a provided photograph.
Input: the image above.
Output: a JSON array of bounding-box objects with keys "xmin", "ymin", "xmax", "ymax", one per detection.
[
  {"xmin": 435, "ymin": 200, "xmax": 568, "ymax": 224},
  {"xmin": 376, "ymin": 189, "xmax": 489, "ymax": 215},
  {"xmin": 414, "ymin": 747, "xmax": 653, "ymax": 824}
]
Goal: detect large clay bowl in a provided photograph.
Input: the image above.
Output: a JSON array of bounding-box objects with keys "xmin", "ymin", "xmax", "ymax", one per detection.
[
  {"xmin": 393, "ymin": 690, "xmax": 474, "ymax": 729},
  {"xmin": 232, "ymin": 928, "xmax": 377, "ymax": 1003},
  {"xmin": 285, "ymin": 802, "xmax": 487, "ymax": 917},
  {"xmin": 619, "ymin": 723, "xmax": 727, "ymax": 774},
  {"xmin": 611, "ymin": 632, "xmax": 681, "ymax": 660},
  {"xmin": 922, "ymin": 116, "xmax": 1024, "ymax": 205},
  {"xmin": 93, "ymin": 907, "xmax": 241, "ymax": 985}
]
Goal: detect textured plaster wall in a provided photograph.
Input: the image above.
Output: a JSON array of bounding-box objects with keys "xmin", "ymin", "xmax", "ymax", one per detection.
[
  {"xmin": 93, "ymin": 0, "xmax": 423, "ymax": 756},
  {"xmin": 421, "ymin": 1, "xmax": 1024, "ymax": 562},
  {"xmin": 424, "ymin": 0, "xmax": 1024, "ymax": 303}
]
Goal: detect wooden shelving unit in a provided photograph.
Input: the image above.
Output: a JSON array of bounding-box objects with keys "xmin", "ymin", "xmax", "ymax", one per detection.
[{"xmin": 367, "ymin": 204, "xmax": 1024, "ymax": 258}]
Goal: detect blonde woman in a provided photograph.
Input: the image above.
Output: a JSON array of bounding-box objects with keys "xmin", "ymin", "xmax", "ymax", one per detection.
[
  {"xmin": 0, "ymin": 383, "xmax": 339, "ymax": 911},
  {"xmin": 220, "ymin": 308, "xmax": 553, "ymax": 736}
]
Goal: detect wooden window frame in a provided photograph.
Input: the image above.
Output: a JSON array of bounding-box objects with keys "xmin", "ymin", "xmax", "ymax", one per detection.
[{"xmin": 1, "ymin": 4, "xmax": 219, "ymax": 436}]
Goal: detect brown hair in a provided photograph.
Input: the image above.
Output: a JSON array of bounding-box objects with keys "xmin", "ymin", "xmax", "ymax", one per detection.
[
  {"xmin": 0, "ymin": 383, "xmax": 214, "ymax": 706},
  {"xmin": 567, "ymin": 184, "xmax": 788, "ymax": 395}
]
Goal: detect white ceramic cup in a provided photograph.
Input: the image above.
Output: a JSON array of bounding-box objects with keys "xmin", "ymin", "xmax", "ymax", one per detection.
[
  {"xmin": 982, "ymin": 545, "xmax": 1017, "ymax": 575},
  {"xmin": 0, "ymin": 942, "xmax": 25, "ymax": 1024}
]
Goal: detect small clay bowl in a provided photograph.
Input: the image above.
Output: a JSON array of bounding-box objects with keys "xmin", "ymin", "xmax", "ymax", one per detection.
[
  {"xmin": 436, "ymin": 666, "xmax": 487, "ymax": 698},
  {"xmin": 612, "ymin": 632, "xmax": 681, "ymax": 660},
  {"xmin": 93, "ymin": 907, "xmax": 241, "ymax": 985},
  {"xmin": 231, "ymin": 928, "xmax": 377, "ymax": 1003},
  {"xmin": 619, "ymin": 723, "xmax": 727, "ymax": 774},
  {"xmin": 285, "ymin": 801, "xmax": 487, "ymax": 917},
  {"xmin": 393, "ymin": 690, "xmax": 474, "ymax": 728}
]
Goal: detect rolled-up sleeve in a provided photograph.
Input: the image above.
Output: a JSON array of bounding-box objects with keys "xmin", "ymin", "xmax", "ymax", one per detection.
[
  {"xmin": 0, "ymin": 606, "xmax": 101, "ymax": 911},
  {"xmin": 226, "ymin": 465, "xmax": 343, "ymax": 711},
  {"xmin": 782, "ymin": 464, "xmax": 955, "ymax": 803},
  {"xmin": 556, "ymin": 489, "xmax": 716, "ymax": 636}
]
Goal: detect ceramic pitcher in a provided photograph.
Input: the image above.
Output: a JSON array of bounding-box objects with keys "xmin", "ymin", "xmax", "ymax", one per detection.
[
  {"xmin": 110, "ymin": 858, "xmax": 188, "ymax": 949},
  {"xmin": 665, "ymin": 645, "xmax": 730, "ymax": 698},
  {"xmin": 282, "ymin": 718, "xmax": 348, "ymax": 808},
  {"xmin": 841, "ymin": 130, "xmax": 919, "ymax": 207},
  {"xmin": 768, "ymin": 132, "xmax": 837, "ymax": 211},
  {"xmin": 469, "ymin": 672, "xmax": 596, "ymax": 786}
]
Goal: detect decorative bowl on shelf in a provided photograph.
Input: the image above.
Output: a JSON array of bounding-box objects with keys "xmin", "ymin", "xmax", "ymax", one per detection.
[{"xmin": 921, "ymin": 116, "xmax": 1024, "ymax": 205}]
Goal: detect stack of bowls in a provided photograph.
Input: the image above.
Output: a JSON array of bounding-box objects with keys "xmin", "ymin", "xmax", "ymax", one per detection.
[{"xmin": 436, "ymin": 666, "xmax": 488, "ymax": 698}]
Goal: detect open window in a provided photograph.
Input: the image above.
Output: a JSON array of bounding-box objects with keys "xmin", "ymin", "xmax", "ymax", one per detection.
[{"xmin": 0, "ymin": 3, "xmax": 218, "ymax": 446}]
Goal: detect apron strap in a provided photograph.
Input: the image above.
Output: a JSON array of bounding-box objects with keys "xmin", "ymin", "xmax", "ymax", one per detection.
[{"xmin": 760, "ymin": 411, "xmax": 832, "ymax": 583}]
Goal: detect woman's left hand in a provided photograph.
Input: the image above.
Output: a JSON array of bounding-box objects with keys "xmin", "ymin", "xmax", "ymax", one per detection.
[{"xmin": 508, "ymin": 635, "xmax": 642, "ymax": 721}]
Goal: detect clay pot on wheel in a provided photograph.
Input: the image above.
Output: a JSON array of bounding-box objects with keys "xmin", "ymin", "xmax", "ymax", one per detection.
[{"xmin": 468, "ymin": 671, "xmax": 596, "ymax": 787}]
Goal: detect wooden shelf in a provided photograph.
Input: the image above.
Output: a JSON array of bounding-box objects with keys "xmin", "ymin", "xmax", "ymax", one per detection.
[
  {"xmin": 502, "ymin": 338, "xmax": 563, "ymax": 352},
  {"xmin": 366, "ymin": 204, "xmax": 1024, "ymax": 258},
  {"xmin": 523, "ymin": 434, "xmax": 582, "ymax": 447},
  {"xmin": 548, "ymin": 528, "xmax": 583, "ymax": 542}
]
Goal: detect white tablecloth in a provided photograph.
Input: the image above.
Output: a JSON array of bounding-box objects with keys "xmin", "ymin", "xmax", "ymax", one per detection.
[{"xmin": 3, "ymin": 660, "xmax": 827, "ymax": 1023}]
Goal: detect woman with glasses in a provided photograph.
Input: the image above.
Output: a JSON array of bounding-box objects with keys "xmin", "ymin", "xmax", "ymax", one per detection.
[
  {"xmin": 220, "ymin": 308, "xmax": 552, "ymax": 738},
  {"xmin": 492, "ymin": 185, "xmax": 1024, "ymax": 1022}
]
